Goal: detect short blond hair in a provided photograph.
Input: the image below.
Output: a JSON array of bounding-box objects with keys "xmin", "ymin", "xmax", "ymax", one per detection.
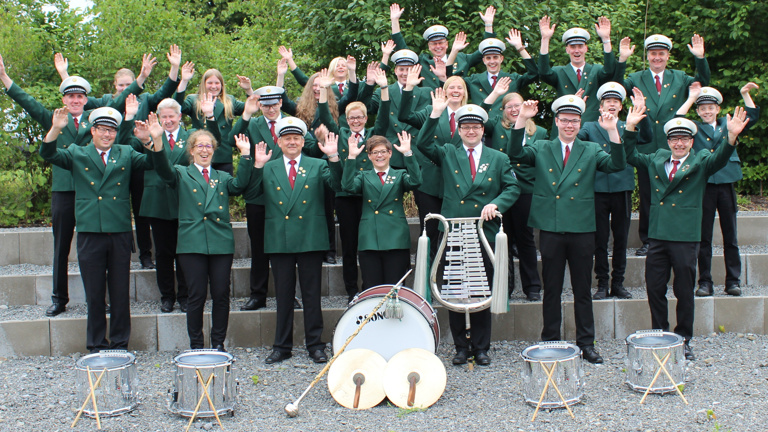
[{"xmin": 345, "ymin": 101, "xmax": 367, "ymax": 117}]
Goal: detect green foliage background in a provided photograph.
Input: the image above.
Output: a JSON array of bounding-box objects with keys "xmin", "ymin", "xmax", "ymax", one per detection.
[{"xmin": 0, "ymin": 0, "xmax": 765, "ymax": 226}]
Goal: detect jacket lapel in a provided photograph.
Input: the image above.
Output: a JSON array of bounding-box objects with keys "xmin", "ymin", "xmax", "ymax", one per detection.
[
  {"xmin": 170, "ymin": 129, "xmax": 189, "ymax": 165},
  {"xmin": 642, "ymin": 71, "xmax": 662, "ymax": 116},
  {"xmin": 466, "ymin": 147, "xmax": 489, "ymax": 195},
  {"xmin": 550, "ymin": 140, "xmax": 565, "ymax": 175},
  {"xmin": 204, "ymin": 168, "xmax": 219, "ymax": 208},
  {"xmin": 378, "ymin": 170, "xmax": 396, "ymax": 202},
  {"xmin": 286, "ymin": 158, "xmax": 309, "ymax": 210},
  {"xmin": 102, "ymin": 146, "xmax": 118, "ymax": 180},
  {"xmin": 88, "ymin": 146, "xmax": 105, "ymax": 175},
  {"xmin": 561, "ymin": 139, "xmax": 585, "ymax": 179},
  {"xmin": 388, "ymin": 84, "xmax": 402, "ymax": 110}
]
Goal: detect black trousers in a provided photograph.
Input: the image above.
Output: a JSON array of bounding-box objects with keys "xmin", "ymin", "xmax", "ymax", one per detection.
[
  {"xmin": 637, "ymin": 166, "xmax": 651, "ymax": 244},
  {"xmin": 178, "ymin": 253, "xmax": 233, "ymax": 349},
  {"xmin": 336, "ymin": 196, "xmax": 363, "ymax": 295},
  {"xmin": 245, "ymin": 204, "xmax": 269, "ymax": 303},
  {"xmin": 540, "ymin": 231, "xmax": 596, "ymax": 347},
  {"xmin": 324, "ymin": 184, "xmax": 337, "ymax": 255},
  {"xmin": 148, "ymin": 218, "xmax": 187, "ymax": 303},
  {"xmin": 593, "ymin": 191, "xmax": 631, "ymax": 286},
  {"xmin": 698, "ymin": 183, "xmax": 741, "ymax": 286},
  {"xmin": 129, "ymin": 170, "xmax": 152, "ymax": 260},
  {"xmin": 414, "ymin": 190, "xmax": 443, "ymax": 262},
  {"xmin": 51, "ymin": 191, "xmax": 76, "ymax": 305},
  {"xmin": 77, "ymin": 232, "xmax": 133, "ymax": 352},
  {"xmin": 270, "ymin": 251, "xmax": 325, "ymax": 353},
  {"xmin": 212, "ymin": 162, "xmax": 234, "ymax": 176},
  {"xmin": 358, "ymin": 249, "xmax": 411, "ymax": 290},
  {"xmin": 645, "ymin": 239, "xmax": 698, "ymax": 341},
  {"xmin": 504, "ymin": 193, "xmax": 541, "ymax": 294}
]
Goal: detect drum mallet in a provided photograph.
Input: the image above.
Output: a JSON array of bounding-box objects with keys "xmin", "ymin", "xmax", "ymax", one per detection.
[{"xmin": 285, "ymin": 269, "xmax": 412, "ymax": 417}]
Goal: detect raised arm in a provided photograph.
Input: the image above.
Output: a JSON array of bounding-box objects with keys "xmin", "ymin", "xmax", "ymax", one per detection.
[
  {"xmin": 395, "ymin": 131, "xmax": 422, "ymax": 190},
  {"xmin": 54, "ymin": 53, "xmax": 69, "ymax": 81},
  {"xmin": 675, "ymin": 82, "xmax": 701, "ymax": 116},
  {"xmin": 390, "ymin": 3, "xmax": 405, "ymax": 41},
  {"xmin": 537, "ymin": 16, "xmax": 558, "ymax": 86},
  {"xmin": 40, "ymin": 107, "xmax": 74, "ymax": 169},
  {"xmin": 415, "ymin": 88, "xmax": 449, "ymax": 164}
]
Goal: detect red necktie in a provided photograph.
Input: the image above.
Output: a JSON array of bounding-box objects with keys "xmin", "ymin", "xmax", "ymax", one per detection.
[
  {"xmin": 355, "ymin": 133, "xmax": 362, "ymax": 142},
  {"xmin": 468, "ymin": 148, "xmax": 476, "ymax": 181},
  {"xmin": 73, "ymin": 117, "xmax": 79, "ymax": 130},
  {"xmin": 655, "ymin": 75, "xmax": 662, "ymax": 95},
  {"xmin": 338, "ymin": 83, "xmax": 344, "ymax": 95},
  {"xmin": 576, "ymin": 69, "xmax": 582, "ymax": 82},
  {"xmin": 563, "ymin": 145, "xmax": 571, "ymax": 168},
  {"xmin": 202, "ymin": 168, "xmax": 209, "ymax": 183},
  {"xmin": 669, "ymin": 160, "xmax": 680, "ymax": 182},
  {"xmin": 450, "ymin": 112, "xmax": 456, "ymax": 137},
  {"xmin": 491, "ymin": 75, "xmax": 497, "ymax": 88},
  {"xmin": 168, "ymin": 134, "xmax": 175, "ymax": 150},
  {"xmin": 269, "ymin": 121, "xmax": 277, "ymax": 143},
  {"xmin": 288, "ymin": 160, "xmax": 297, "ymax": 189},
  {"xmin": 378, "ymin": 172, "xmax": 386, "ymax": 185},
  {"xmin": 100, "ymin": 151, "xmax": 107, "ymax": 166}
]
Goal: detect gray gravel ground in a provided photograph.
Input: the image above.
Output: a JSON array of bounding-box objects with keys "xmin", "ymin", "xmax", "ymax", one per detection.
[{"xmin": 0, "ymin": 333, "xmax": 766, "ymax": 431}]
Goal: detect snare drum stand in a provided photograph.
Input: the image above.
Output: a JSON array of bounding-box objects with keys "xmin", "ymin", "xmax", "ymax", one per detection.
[
  {"xmin": 72, "ymin": 366, "xmax": 107, "ymax": 429},
  {"xmin": 531, "ymin": 361, "xmax": 575, "ymax": 421}
]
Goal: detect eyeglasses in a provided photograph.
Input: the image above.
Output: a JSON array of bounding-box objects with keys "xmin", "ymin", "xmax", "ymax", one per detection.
[
  {"xmin": 667, "ymin": 137, "xmax": 693, "ymax": 144},
  {"xmin": 347, "ymin": 115, "xmax": 366, "ymax": 122},
  {"xmin": 557, "ymin": 118, "xmax": 581, "ymax": 125},
  {"xmin": 369, "ymin": 150, "xmax": 390, "ymax": 156},
  {"xmin": 459, "ymin": 125, "xmax": 483, "ymax": 131},
  {"xmin": 93, "ymin": 126, "xmax": 117, "ymax": 135},
  {"xmin": 504, "ymin": 104, "xmax": 522, "ymax": 110},
  {"xmin": 262, "ymin": 104, "xmax": 280, "ymax": 110},
  {"xmin": 195, "ymin": 144, "xmax": 214, "ymax": 150}
]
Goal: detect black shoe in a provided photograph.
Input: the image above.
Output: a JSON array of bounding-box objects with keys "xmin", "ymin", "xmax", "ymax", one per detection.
[
  {"xmin": 45, "ymin": 303, "xmax": 66, "ymax": 317},
  {"xmin": 696, "ymin": 281, "xmax": 714, "ymax": 297},
  {"xmin": 725, "ymin": 283, "xmax": 741, "ymax": 296},
  {"xmin": 452, "ymin": 350, "xmax": 468, "ymax": 365},
  {"xmin": 610, "ymin": 285, "xmax": 633, "ymax": 299},
  {"xmin": 592, "ymin": 289, "xmax": 609, "ymax": 300},
  {"xmin": 140, "ymin": 256, "xmax": 155, "ymax": 269},
  {"xmin": 526, "ymin": 291, "xmax": 541, "ymax": 302},
  {"xmin": 635, "ymin": 243, "xmax": 649, "ymax": 256},
  {"xmin": 684, "ymin": 342, "xmax": 695, "ymax": 361},
  {"xmin": 294, "ymin": 298, "xmax": 302, "ymax": 309},
  {"xmin": 265, "ymin": 350, "xmax": 292, "ymax": 364},
  {"xmin": 178, "ymin": 300, "xmax": 188, "ymax": 313},
  {"xmin": 324, "ymin": 252, "xmax": 336, "ymax": 264},
  {"xmin": 510, "ymin": 244, "xmax": 519, "ymax": 258},
  {"xmin": 241, "ymin": 298, "xmax": 266, "ymax": 311},
  {"xmin": 160, "ymin": 299, "xmax": 174, "ymax": 313},
  {"xmin": 474, "ymin": 350, "xmax": 491, "ymax": 366},
  {"xmin": 581, "ymin": 346, "xmax": 604, "ymax": 364},
  {"xmin": 309, "ymin": 349, "xmax": 328, "ymax": 363},
  {"xmin": 214, "ymin": 344, "xmax": 226, "ymax": 353}
]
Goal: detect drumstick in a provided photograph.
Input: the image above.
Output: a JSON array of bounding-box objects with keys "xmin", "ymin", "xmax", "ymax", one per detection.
[
  {"xmin": 545, "ymin": 365, "xmax": 575, "ymax": 419},
  {"xmin": 640, "ymin": 352, "xmax": 669, "ymax": 404},
  {"xmin": 285, "ymin": 269, "xmax": 412, "ymax": 417},
  {"xmin": 72, "ymin": 367, "xmax": 106, "ymax": 429},
  {"xmin": 531, "ymin": 362, "xmax": 556, "ymax": 421},
  {"xmin": 197, "ymin": 369, "xmax": 224, "ymax": 429},
  {"xmin": 185, "ymin": 372, "xmax": 215, "ymax": 432}
]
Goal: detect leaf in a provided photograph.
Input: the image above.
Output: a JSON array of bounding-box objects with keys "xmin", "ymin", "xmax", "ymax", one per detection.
[
  {"xmin": 718, "ymin": 325, "xmax": 726, "ymax": 333},
  {"xmin": 251, "ymin": 375, "xmax": 259, "ymax": 385}
]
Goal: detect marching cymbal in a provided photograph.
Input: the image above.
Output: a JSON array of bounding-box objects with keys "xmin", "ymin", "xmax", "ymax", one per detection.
[
  {"xmin": 327, "ymin": 349, "xmax": 387, "ymax": 410},
  {"xmin": 383, "ymin": 348, "xmax": 446, "ymax": 409}
]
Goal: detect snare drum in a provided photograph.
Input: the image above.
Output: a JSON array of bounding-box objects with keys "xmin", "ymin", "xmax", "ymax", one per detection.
[
  {"xmin": 626, "ymin": 330, "xmax": 685, "ymax": 394},
  {"xmin": 169, "ymin": 350, "xmax": 237, "ymax": 418},
  {"xmin": 520, "ymin": 342, "xmax": 583, "ymax": 408},
  {"xmin": 75, "ymin": 350, "xmax": 138, "ymax": 418},
  {"xmin": 333, "ymin": 286, "xmax": 439, "ymax": 361}
]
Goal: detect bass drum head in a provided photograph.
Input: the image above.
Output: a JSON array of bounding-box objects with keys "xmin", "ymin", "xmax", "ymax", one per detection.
[{"xmin": 333, "ymin": 288, "xmax": 437, "ymax": 361}]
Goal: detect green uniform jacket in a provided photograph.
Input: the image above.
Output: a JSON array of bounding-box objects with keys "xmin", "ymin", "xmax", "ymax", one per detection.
[
  {"xmin": 619, "ymin": 58, "xmax": 710, "ymax": 153},
  {"xmin": 174, "ymin": 93, "xmax": 245, "ymax": 164},
  {"xmin": 509, "ymin": 127, "xmax": 626, "ymax": 233},
  {"xmin": 251, "ymin": 156, "xmax": 342, "ymax": 254},
  {"xmin": 319, "ymin": 100, "xmax": 391, "ymax": 197},
  {"xmin": 138, "ymin": 129, "xmax": 191, "ymax": 219},
  {"xmin": 281, "ymin": 81, "xmax": 359, "ymax": 136},
  {"xmin": 688, "ymin": 106, "xmax": 760, "ymax": 184},
  {"xmin": 342, "ymin": 156, "xmax": 421, "ymax": 251},
  {"xmin": 229, "ymin": 114, "xmax": 321, "ymax": 205},
  {"xmin": 7, "ymin": 81, "xmax": 139, "ymax": 191},
  {"xmin": 87, "ymin": 77, "xmax": 178, "ymax": 121},
  {"xmin": 538, "ymin": 52, "xmax": 618, "ymax": 123},
  {"xmin": 359, "ymin": 82, "xmax": 431, "ymax": 168},
  {"xmin": 391, "ymin": 31, "xmax": 494, "ymax": 89},
  {"xmin": 150, "ymin": 150, "xmax": 253, "ymax": 255},
  {"xmin": 40, "ymin": 140, "xmax": 151, "ymax": 232},
  {"xmin": 624, "ymin": 130, "xmax": 735, "ymax": 242},
  {"xmin": 457, "ymin": 61, "xmax": 539, "ymax": 116},
  {"xmin": 578, "ymin": 118, "xmax": 654, "ymax": 193},
  {"xmin": 417, "ymin": 116, "xmax": 520, "ymax": 239},
  {"xmin": 485, "ymin": 120, "xmax": 547, "ymax": 194}
]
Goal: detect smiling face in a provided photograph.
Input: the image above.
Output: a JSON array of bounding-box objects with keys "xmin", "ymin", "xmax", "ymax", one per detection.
[
  {"xmin": 260, "ymin": 100, "xmax": 282, "ymax": 121},
  {"xmin": 91, "ymin": 125, "xmax": 117, "ymax": 151},
  {"xmin": 458, "ymin": 121, "xmax": 484, "ymax": 148},
  {"xmin": 190, "ymin": 134, "xmax": 215, "ymax": 167},
  {"xmin": 158, "ymin": 107, "xmax": 182, "ymax": 133},
  {"xmin": 62, "ymin": 92, "xmax": 87, "ymax": 116},
  {"xmin": 278, "ymin": 133, "xmax": 304, "ymax": 159},
  {"xmin": 394, "ymin": 65, "xmax": 413, "ymax": 86},
  {"xmin": 311, "ymin": 79, "xmax": 322, "ymax": 100},
  {"xmin": 444, "ymin": 79, "xmax": 466, "ymax": 106},
  {"xmin": 427, "ymin": 38, "xmax": 449, "ymax": 58},
  {"xmin": 368, "ymin": 142, "xmax": 392, "ymax": 171},
  {"xmin": 502, "ymin": 94, "xmax": 523, "ymax": 123},
  {"xmin": 599, "ymin": 97, "xmax": 623, "ymax": 117},
  {"xmin": 114, "ymin": 75, "xmax": 133, "ymax": 95},
  {"xmin": 695, "ymin": 103, "xmax": 721, "ymax": 124},
  {"xmin": 330, "ymin": 57, "xmax": 347, "ymax": 81},
  {"xmin": 483, "ymin": 54, "xmax": 503, "ymax": 74},
  {"xmin": 667, "ymin": 134, "xmax": 693, "ymax": 159},
  {"xmin": 555, "ymin": 113, "xmax": 581, "ymax": 141},
  {"xmin": 205, "ymin": 75, "xmax": 222, "ymax": 97},
  {"xmin": 346, "ymin": 108, "xmax": 367, "ymax": 133},
  {"xmin": 647, "ymin": 48, "xmax": 670, "ymax": 74},
  {"xmin": 566, "ymin": 43, "xmax": 588, "ymax": 67}
]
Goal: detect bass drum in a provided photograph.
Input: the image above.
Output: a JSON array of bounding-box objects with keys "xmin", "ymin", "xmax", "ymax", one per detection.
[{"xmin": 333, "ymin": 286, "xmax": 439, "ymax": 361}]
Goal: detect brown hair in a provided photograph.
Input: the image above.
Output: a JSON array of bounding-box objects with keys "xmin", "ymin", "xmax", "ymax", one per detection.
[
  {"xmin": 112, "ymin": 68, "xmax": 135, "ymax": 97},
  {"xmin": 196, "ymin": 69, "xmax": 234, "ymax": 121},
  {"xmin": 296, "ymin": 73, "xmax": 338, "ymax": 126},
  {"xmin": 366, "ymin": 135, "xmax": 392, "ymax": 153},
  {"xmin": 501, "ymin": 92, "xmax": 536, "ymax": 136},
  {"xmin": 186, "ymin": 130, "xmax": 219, "ymax": 162}
]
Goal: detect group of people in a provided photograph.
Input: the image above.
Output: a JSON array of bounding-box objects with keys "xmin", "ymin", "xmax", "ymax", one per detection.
[{"xmin": 0, "ymin": 4, "xmax": 759, "ymax": 367}]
